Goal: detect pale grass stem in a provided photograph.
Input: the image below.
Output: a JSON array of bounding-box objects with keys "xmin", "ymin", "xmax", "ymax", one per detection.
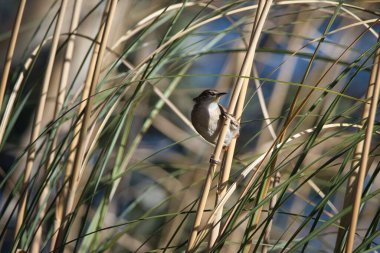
[
  {"xmin": 187, "ymin": 0, "xmax": 273, "ymax": 251},
  {"xmin": 334, "ymin": 33, "xmax": 380, "ymax": 253},
  {"xmin": 334, "ymin": 35, "xmax": 380, "ymax": 253},
  {"xmin": 14, "ymin": 0, "xmax": 68, "ymax": 249},
  {"xmin": 54, "ymin": 0, "xmax": 118, "ymax": 249},
  {"xmin": 0, "ymin": 0, "xmax": 26, "ymax": 114},
  {"xmin": 1, "ymin": 2, "xmax": 378, "ymax": 252},
  {"xmin": 216, "ymin": 21, "xmax": 374, "ymax": 247},
  {"xmin": 244, "ymin": 13, "xmax": 379, "ymax": 253},
  {"xmin": 344, "ymin": 38, "xmax": 380, "ymax": 253},
  {"xmin": 209, "ymin": 1, "xmax": 265, "ymax": 247},
  {"xmin": 193, "ymin": 123, "xmax": 368, "ymax": 250},
  {"xmin": 33, "ymin": 0, "xmax": 84, "ymax": 251}
]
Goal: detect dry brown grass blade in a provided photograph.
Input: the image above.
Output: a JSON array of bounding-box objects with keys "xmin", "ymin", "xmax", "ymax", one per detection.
[
  {"xmin": 344, "ymin": 39, "xmax": 380, "ymax": 253},
  {"xmin": 194, "ymin": 123, "xmax": 366, "ymax": 250},
  {"xmin": 45, "ymin": 0, "xmax": 84, "ymax": 251},
  {"xmin": 61, "ymin": 27, "xmax": 102, "ymax": 220},
  {"xmin": 67, "ymin": 0, "xmax": 117, "ymax": 224},
  {"xmin": 262, "ymin": 172, "xmax": 280, "ymax": 253},
  {"xmin": 253, "ymin": 64, "xmax": 280, "ymax": 253},
  {"xmin": 0, "ymin": 0, "xmax": 26, "ymax": 114},
  {"xmin": 208, "ymin": 51, "xmax": 246, "ymax": 249},
  {"xmin": 242, "ymin": 2, "xmax": 279, "ymax": 252},
  {"xmin": 14, "ymin": 0, "xmax": 69, "ymax": 244},
  {"xmin": 249, "ymin": 18, "xmax": 377, "ymax": 249},
  {"xmin": 0, "ymin": 41, "xmax": 44, "ymax": 145},
  {"xmin": 244, "ymin": 11, "xmax": 377, "ymax": 253},
  {"xmin": 186, "ymin": 1, "xmax": 273, "ymax": 251},
  {"xmin": 159, "ymin": 53, "xmax": 238, "ymax": 248},
  {"xmin": 110, "ymin": 2, "xmax": 220, "ymax": 52},
  {"xmin": 334, "ymin": 34, "xmax": 380, "ymax": 253},
  {"xmin": 215, "ymin": 17, "xmax": 375, "ymax": 250},
  {"xmin": 209, "ymin": 1, "xmax": 266, "ymax": 248},
  {"xmin": 54, "ymin": 0, "xmax": 118, "ymax": 249},
  {"xmin": 335, "ymin": 37, "xmax": 380, "ymax": 253}
]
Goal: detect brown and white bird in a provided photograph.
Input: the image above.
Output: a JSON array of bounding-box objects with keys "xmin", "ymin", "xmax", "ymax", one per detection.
[{"xmin": 191, "ymin": 89, "xmax": 240, "ymax": 147}]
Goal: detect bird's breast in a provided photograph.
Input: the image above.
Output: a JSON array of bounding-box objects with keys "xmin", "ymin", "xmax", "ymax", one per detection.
[{"xmin": 191, "ymin": 103, "xmax": 222, "ymax": 144}]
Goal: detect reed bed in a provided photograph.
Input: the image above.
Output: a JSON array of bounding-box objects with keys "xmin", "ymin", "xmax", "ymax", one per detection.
[{"xmin": 0, "ymin": 0, "xmax": 378, "ymax": 252}]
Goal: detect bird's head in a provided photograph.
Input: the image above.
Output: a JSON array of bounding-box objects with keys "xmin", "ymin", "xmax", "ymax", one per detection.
[{"xmin": 192, "ymin": 89, "xmax": 227, "ymax": 104}]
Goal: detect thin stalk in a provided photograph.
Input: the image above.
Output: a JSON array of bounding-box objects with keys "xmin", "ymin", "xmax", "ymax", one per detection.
[
  {"xmin": 14, "ymin": 0, "xmax": 68, "ymax": 246},
  {"xmin": 0, "ymin": 20, "xmax": 57, "ymax": 146},
  {"xmin": 254, "ymin": 10, "xmax": 305, "ymax": 152},
  {"xmin": 76, "ymin": 4, "xmax": 211, "ymax": 247},
  {"xmin": 0, "ymin": 43, "xmax": 41, "ymax": 146},
  {"xmin": 57, "ymin": 27, "xmax": 108, "ymax": 238},
  {"xmin": 195, "ymin": 123, "xmax": 365, "ymax": 250},
  {"xmin": 262, "ymin": 172, "xmax": 280, "ymax": 253},
  {"xmin": 68, "ymin": 0, "xmax": 116, "ymax": 223},
  {"xmin": 253, "ymin": 63, "xmax": 279, "ymax": 253},
  {"xmin": 218, "ymin": 16, "xmax": 373, "ymax": 247},
  {"xmin": 31, "ymin": 0, "xmax": 84, "ymax": 251},
  {"xmin": 78, "ymin": 62, "xmax": 191, "ymax": 251},
  {"xmin": 335, "ymin": 39, "xmax": 380, "ymax": 253},
  {"xmin": 344, "ymin": 40, "xmax": 380, "ymax": 253},
  {"xmin": 0, "ymin": 0, "xmax": 107, "ymax": 146},
  {"xmin": 55, "ymin": 0, "xmax": 118, "ymax": 248},
  {"xmin": 208, "ymin": 6, "xmax": 262, "ymax": 246},
  {"xmin": 75, "ymin": 20, "xmax": 193, "ymax": 249},
  {"xmin": 0, "ymin": 0, "xmax": 27, "ymax": 114},
  {"xmin": 243, "ymin": 6, "xmax": 341, "ymax": 252},
  {"xmin": 51, "ymin": 2, "xmax": 83, "ymax": 245},
  {"xmin": 208, "ymin": 59, "xmax": 243, "ymax": 249},
  {"xmin": 62, "ymin": 27, "xmax": 102, "ymax": 219},
  {"xmin": 210, "ymin": 82, "xmax": 248, "ymax": 249},
  {"xmin": 109, "ymin": 63, "xmax": 192, "ymax": 199},
  {"xmin": 187, "ymin": 0, "xmax": 272, "ymax": 251}
]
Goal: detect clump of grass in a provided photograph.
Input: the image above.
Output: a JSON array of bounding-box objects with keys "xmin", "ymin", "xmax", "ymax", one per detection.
[{"xmin": 0, "ymin": 1, "xmax": 378, "ymax": 252}]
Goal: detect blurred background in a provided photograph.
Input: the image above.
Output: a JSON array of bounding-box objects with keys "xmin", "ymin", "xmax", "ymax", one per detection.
[{"xmin": 0, "ymin": 0, "xmax": 379, "ymax": 252}]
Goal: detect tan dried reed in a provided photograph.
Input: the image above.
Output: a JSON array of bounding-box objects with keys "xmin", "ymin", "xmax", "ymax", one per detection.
[
  {"xmin": 187, "ymin": 0, "xmax": 273, "ymax": 251},
  {"xmin": 344, "ymin": 37, "xmax": 380, "ymax": 253},
  {"xmin": 14, "ymin": 0, "xmax": 69, "ymax": 245},
  {"xmin": 0, "ymin": 0, "xmax": 27, "ymax": 113}
]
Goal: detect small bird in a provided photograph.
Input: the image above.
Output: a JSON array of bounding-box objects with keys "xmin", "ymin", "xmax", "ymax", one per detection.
[{"xmin": 191, "ymin": 89, "xmax": 240, "ymax": 148}]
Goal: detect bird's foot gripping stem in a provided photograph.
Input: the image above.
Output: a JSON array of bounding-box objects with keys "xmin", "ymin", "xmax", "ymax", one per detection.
[{"xmin": 209, "ymin": 154, "xmax": 221, "ymax": 165}]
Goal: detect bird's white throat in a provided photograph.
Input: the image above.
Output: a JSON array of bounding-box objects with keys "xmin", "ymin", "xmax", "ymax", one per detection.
[{"xmin": 206, "ymin": 101, "xmax": 220, "ymax": 114}]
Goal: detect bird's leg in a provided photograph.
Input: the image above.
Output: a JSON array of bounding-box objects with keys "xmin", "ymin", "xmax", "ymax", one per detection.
[{"xmin": 209, "ymin": 144, "xmax": 230, "ymax": 164}]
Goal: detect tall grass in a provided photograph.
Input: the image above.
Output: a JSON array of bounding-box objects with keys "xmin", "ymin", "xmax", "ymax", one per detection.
[{"xmin": 0, "ymin": 0, "xmax": 378, "ymax": 252}]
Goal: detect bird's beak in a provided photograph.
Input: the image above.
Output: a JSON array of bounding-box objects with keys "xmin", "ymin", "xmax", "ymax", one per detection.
[{"xmin": 217, "ymin": 92, "xmax": 227, "ymax": 97}]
